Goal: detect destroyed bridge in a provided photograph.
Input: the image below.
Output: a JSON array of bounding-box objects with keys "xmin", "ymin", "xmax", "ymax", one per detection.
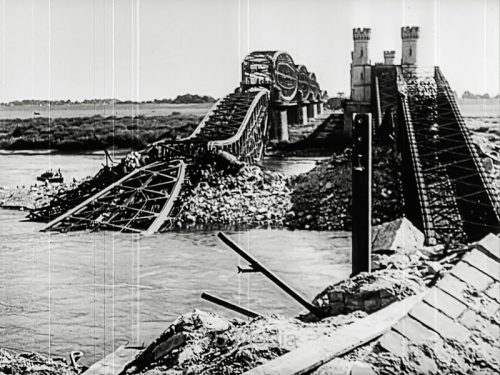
[{"xmin": 30, "ymin": 40, "xmax": 500, "ymax": 246}]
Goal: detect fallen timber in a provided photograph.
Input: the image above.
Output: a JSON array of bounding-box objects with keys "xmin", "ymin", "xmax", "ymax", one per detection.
[
  {"xmin": 217, "ymin": 232, "xmax": 327, "ymax": 318},
  {"xmin": 200, "ymin": 292, "xmax": 262, "ymax": 319}
]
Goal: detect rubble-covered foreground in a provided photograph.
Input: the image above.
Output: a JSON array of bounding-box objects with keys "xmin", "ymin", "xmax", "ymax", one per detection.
[
  {"xmin": 125, "ymin": 309, "xmax": 367, "ymax": 375},
  {"xmin": 2, "ymin": 221, "xmax": 498, "ymax": 374},
  {"xmin": 0, "ymin": 348, "xmax": 76, "ymax": 375}
]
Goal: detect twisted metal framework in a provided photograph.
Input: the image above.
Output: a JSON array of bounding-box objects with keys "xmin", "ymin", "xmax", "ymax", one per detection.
[
  {"xmin": 41, "ymin": 90, "xmax": 270, "ymax": 233},
  {"xmin": 396, "ymin": 66, "xmax": 499, "ymax": 244},
  {"xmin": 373, "ymin": 66, "xmax": 399, "ymax": 130},
  {"xmin": 434, "ymin": 67, "xmax": 500, "ymax": 239},
  {"xmin": 241, "ymin": 51, "xmax": 298, "ymax": 102},
  {"xmin": 42, "ymin": 161, "xmax": 186, "ymax": 234},
  {"xmin": 29, "ymin": 167, "xmax": 121, "ymax": 222},
  {"xmin": 36, "ymin": 49, "xmax": 326, "ymax": 234}
]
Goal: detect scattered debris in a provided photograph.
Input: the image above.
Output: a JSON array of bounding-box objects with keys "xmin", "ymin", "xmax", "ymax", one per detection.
[
  {"xmin": 311, "ymin": 270, "xmax": 425, "ymax": 317},
  {"xmin": 179, "ymin": 165, "xmax": 292, "ymax": 228},
  {"xmin": 128, "ymin": 309, "xmax": 366, "ymax": 375},
  {"xmin": 0, "ymin": 348, "xmax": 76, "ymax": 375},
  {"xmin": 288, "ymin": 146, "xmax": 403, "ymax": 230}
]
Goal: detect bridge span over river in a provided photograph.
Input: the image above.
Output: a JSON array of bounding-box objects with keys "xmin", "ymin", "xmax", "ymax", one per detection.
[{"xmin": 31, "ymin": 29, "xmax": 500, "ymax": 246}]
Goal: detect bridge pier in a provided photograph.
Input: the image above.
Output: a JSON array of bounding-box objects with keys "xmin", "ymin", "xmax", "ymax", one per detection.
[
  {"xmin": 300, "ymin": 104, "xmax": 308, "ymax": 125},
  {"xmin": 307, "ymin": 102, "xmax": 317, "ymax": 120},
  {"xmin": 277, "ymin": 109, "xmax": 289, "ymax": 142},
  {"xmin": 287, "ymin": 106, "xmax": 299, "ymax": 125},
  {"xmin": 270, "ymin": 108, "xmax": 290, "ymax": 143},
  {"xmin": 316, "ymin": 102, "xmax": 324, "ymax": 115}
]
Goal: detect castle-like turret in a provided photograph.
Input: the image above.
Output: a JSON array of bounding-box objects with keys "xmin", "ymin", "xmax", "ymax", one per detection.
[
  {"xmin": 401, "ymin": 26, "xmax": 419, "ymax": 65},
  {"xmin": 352, "ymin": 28, "xmax": 371, "ymax": 65},
  {"xmin": 346, "ymin": 28, "xmax": 373, "ymax": 136},
  {"xmin": 384, "ymin": 50, "xmax": 396, "ymax": 65}
]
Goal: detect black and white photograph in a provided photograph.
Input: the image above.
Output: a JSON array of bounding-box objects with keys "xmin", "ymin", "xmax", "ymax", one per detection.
[{"xmin": 0, "ymin": 0, "xmax": 499, "ymax": 374}]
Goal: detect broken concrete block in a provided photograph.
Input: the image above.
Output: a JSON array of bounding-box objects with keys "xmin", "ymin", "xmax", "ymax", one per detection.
[{"xmin": 372, "ymin": 217, "xmax": 424, "ymax": 254}]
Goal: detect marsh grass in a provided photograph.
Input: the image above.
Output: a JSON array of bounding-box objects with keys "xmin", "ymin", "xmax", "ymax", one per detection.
[{"xmin": 0, "ymin": 113, "xmax": 203, "ymax": 151}]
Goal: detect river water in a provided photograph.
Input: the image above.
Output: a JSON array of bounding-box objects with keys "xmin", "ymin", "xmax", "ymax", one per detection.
[{"xmin": 0, "ymin": 153, "xmax": 350, "ymax": 366}]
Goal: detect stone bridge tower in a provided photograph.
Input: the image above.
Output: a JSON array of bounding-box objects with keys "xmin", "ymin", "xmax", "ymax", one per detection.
[
  {"xmin": 351, "ymin": 28, "xmax": 372, "ymax": 102},
  {"xmin": 383, "ymin": 50, "xmax": 396, "ymax": 65},
  {"xmin": 401, "ymin": 26, "xmax": 419, "ymax": 66},
  {"xmin": 345, "ymin": 28, "xmax": 372, "ymax": 136}
]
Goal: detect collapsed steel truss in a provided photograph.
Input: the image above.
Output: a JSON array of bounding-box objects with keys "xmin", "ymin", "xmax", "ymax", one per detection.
[
  {"xmin": 42, "ymin": 161, "xmax": 186, "ymax": 234},
  {"xmin": 40, "ymin": 89, "xmax": 270, "ymax": 233},
  {"xmin": 394, "ymin": 66, "xmax": 500, "ymax": 244}
]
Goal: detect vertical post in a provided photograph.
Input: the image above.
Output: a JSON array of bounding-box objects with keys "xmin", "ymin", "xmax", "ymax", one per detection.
[
  {"xmin": 277, "ymin": 109, "xmax": 289, "ymax": 143},
  {"xmin": 352, "ymin": 113, "xmax": 372, "ymax": 276},
  {"xmin": 301, "ymin": 104, "xmax": 308, "ymax": 125}
]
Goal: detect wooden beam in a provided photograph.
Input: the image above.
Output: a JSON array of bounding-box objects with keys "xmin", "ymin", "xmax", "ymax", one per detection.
[{"xmin": 243, "ymin": 293, "xmax": 426, "ymax": 375}]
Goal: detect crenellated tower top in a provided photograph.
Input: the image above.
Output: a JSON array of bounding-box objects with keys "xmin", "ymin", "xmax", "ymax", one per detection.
[
  {"xmin": 383, "ymin": 50, "xmax": 396, "ymax": 65},
  {"xmin": 353, "ymin": 28, "xmax": 371, "ymax": 41},
  {"xmin": 401, "ymin": 26, "xmax": 419, "ymax": 65},
  {"xmin": 401, "ymin": 26, "xmax": 420, "ymax": 40}
]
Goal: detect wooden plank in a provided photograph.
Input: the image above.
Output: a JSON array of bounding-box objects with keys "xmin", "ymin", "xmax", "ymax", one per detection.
[
  {"xmin": 243, "ymin": 293, "xmax": 426, "ymax": 375},
  {"xmin": 82, "ymin": 345, "xmax": 142, "ymax": 375}
]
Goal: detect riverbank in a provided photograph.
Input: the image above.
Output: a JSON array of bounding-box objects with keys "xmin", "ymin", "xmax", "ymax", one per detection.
[{"xmin": 0, "ymin": 113, "xmax": 203, "ymax": 151}]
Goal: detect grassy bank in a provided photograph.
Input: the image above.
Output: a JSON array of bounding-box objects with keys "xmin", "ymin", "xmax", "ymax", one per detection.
[{"xmin": 0, "ymin": 113, "xmax": 203, "ymax": 151}]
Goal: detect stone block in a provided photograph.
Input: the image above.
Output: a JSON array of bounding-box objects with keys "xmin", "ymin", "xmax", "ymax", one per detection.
[
  {"xmin": 311, "ymin": 358, "xmax": 353, "ymax": 375},
  {"xmin": 371, "ymin": 218, "xmax": 424, "ymax": 254},
  {"xmin": 409, "ymin": 302, "xmax": 470, "ymax": 342},
  {"xmin": 459, "ymin": 309, "xmax": 500, "ymax": 343},
  {"xmin": 378, "ymin": 329, "xmax": 409, "ymax": 358},
  {"xmin": 424, "ymin": 287, "xmax": 467, "ymax": 319},
  {"xmin": 451, "ymin": 262, "xmax": 494, "ymax": 292},
  {"xmin": 463, "ymin": 249, "xmax": 500, "ymax": 283},
  {"xmin": 328, "ymin": 290, "xmax": 345, "ymax": 303},
  {"xmin": 437, "ymin": 275, "xmax": 469, "ymax": 304},
  {"xmin": 485, "ymin": 283, "xmax": 500, "ymax": 303},
  {"xmin": 393, "ymin": 316, "xmax": 441, "ymax": 345},
  {"xmin": 363, "ymin": 296, "xmax": 381, "ymax": 313},
  {"xmin": 345, "ymin": 293, "xmax": 365, "ymax": 312},
  {"xmin": 350, "ymin": 361, "xmax": 376, "ymax": 375},
  {"xmin": 476, "ymin": 233, "xmax": 500, "ymax": 260}
]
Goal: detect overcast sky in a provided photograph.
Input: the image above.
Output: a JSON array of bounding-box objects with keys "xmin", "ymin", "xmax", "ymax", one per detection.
[{"xmin": 0, "ymin": 0, "xmax": 498, "ymax": 102}]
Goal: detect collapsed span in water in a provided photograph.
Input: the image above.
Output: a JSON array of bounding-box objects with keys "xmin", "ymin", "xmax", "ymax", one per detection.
[{"xmin": 34, "ymin": 51, "xmax": 330, "ymax": 234}]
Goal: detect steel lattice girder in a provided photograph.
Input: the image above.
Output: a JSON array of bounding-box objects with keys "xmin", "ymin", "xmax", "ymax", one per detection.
[
  {"xmin": 399, "ymin": 67, "xmax": 466, "ymax": 244},
  {"xmin": 397, "ymin": 66, "xmax": 499, "ymax": 244},
  {"xmin": 42, "ymin": 160, "xmax": 186, "ymax": 234}
]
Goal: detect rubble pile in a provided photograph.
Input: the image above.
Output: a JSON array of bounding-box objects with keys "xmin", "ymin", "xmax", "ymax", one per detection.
[
  {"xmin": 289, "ymin": 146, "xmax": 402, "ymax": 230},
  {"xmin": 129, "ymin": 309, "xmax": 365, "ymax": 375},
  {"xmin": 470, "ymin": 126, "xmax": 500, "ymax": 194},
  {"xmin": 312, "ymin": 270, "xmax": 425, "ymax": 316},
  {"xmin": 0, "ymin": 348, "xmax": 76, "ymax": 375},
  {"xmin": 0, "ymin": 179, "xmax": 83, "ymax": 210},
  {"xmin": 179, "ymin": 165, "xmax": 292, "ymax": 227}
]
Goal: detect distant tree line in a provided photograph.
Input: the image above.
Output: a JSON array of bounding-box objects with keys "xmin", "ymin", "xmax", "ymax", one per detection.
[
  {"xmin": 462, "ymin": 91, "xmax": 499, "ymax": 99},
  {"xmin": 0, "ymin": 94, "xmax": 216, "ymax": 106}
]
